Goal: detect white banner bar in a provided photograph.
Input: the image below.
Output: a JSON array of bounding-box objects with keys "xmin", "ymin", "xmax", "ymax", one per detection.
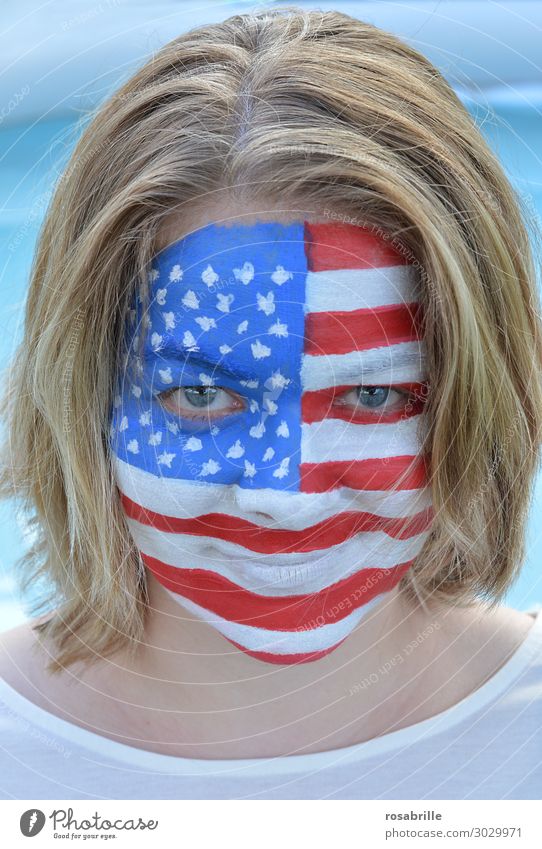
[{"xmin": 1, "ymin": 799, "xmax": 540, "ymax": 848}]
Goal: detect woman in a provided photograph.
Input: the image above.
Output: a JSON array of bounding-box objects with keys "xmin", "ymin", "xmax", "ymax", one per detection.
[{"xmin": 0, "ymin": 6, "xmax": 541, "ymax": 800}]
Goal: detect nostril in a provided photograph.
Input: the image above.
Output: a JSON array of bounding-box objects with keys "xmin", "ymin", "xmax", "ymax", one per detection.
[{"xmin": 251, "ymin": 511, "xmax": 278, "ymax": 526}]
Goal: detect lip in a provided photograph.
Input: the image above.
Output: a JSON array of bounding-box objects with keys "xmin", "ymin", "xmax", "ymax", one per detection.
[
  {"xmin": 202, "ymin": 545, "xmax": 384, "ymax": 591},
  {"xmin": 129, "ymin": 514, "xmax": 426, "ymax": 588},
  {"xmin": 182, "ymin": 554, "xmax": 342, "ymax": 595}
]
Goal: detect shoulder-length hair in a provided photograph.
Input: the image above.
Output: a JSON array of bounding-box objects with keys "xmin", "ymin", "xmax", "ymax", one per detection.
[{"xmin": 2, "ymin": 5, "xmax": 541, "ymax": 674}]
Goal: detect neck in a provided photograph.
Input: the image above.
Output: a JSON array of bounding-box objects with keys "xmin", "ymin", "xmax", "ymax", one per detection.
[
  {"xmin": 98, "ymin": 570, "xmax": 459, "ymax": 758},
  {"xmin": 141, "ymin": 570, "xmax": 420, "ymax": 679}
]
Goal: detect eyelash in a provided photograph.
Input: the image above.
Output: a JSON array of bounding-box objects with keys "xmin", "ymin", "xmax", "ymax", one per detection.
[{"xmin": 157, "ymin": 384, "xmax": 417, "ymax": 423}]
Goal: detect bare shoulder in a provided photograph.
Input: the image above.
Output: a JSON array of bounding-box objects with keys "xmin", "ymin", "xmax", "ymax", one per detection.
[
  {"xmin": 0, "ymin": 616, "xmax": 57, "ymax": 703},
  {"xmin": 0, "ymin": 615, "xmax": 122, "ymax": 729},
  {"xmin": 468, "ymin": 602, "xmax": 536, "ymax": 638},
  {"xmin": 432, "ymin": 600, "xmax": 538, "ymax": 680},
  {"xmin": 0, "ymin": 617, "xmax": 46, "ymax": 667},
  {"xmin": 489, "ymin": 603, "xmax": 538, "ymax": 648}
]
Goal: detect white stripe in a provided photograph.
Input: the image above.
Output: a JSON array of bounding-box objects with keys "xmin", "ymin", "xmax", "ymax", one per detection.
[
  {"xmin": 113, "ymin": 455, "xmax": 432, "ymax": 527},
  {"xmin": 126, "ymin": 515, "xmax": 430, "ymax": 596},
  {"xmin": 163, "ymin": 587, "xmax": 385, "ymax": 655},
  {"xmin": 301, "ymin": 414, "xmax": 426, "ymax": 463},
  {"xmin": 301, "ymin": 341, "xmax": 427, "ymax": 391},
  {"xmin": 305, "ymin": 265, "xmax": 420, "ymax": 313}
]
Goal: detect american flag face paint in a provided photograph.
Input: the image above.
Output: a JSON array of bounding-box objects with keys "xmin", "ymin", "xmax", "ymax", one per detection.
[{"xmin": 109, "ymin": 220, "xmax": 434, "ymax": 664}]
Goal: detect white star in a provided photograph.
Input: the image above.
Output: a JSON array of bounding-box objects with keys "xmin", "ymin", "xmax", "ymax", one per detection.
[
  {"xmin": 237, "ymin": 320, "xmax": 249, "ymax": 334},
  {"xmin": 199, "ymin": 459, "xmax": 221, "ymax": 476},
  {"xmin": 158, "ymin": 367, "xmax": 173, "ymax": 384},
  {"xmin": 256, "ymin": 291, "xmax": 275, "ymax": 316},
  {"xmin": 163, "ymin": 311, "xmax": 175, "ymax": 330},
  {"xmin": 157, "ymin": 451, "xmax": 176, "ymax": 467},
  {"xmin": 119, "ymin": 416, "xmax": 128, "ymax": 432},
  {"xmin": 199, "ymin": 372, "xmax": 215, "ymax": 386},
  {"xmin": 155, "ymin": 288, "xmax": 167, "ymax": 305},
  {"xmin": 276, "ymin": 420, "xmax": 290, "ymax": 438},
  {"xmin": 150, "ymin": 332, "xmax": 163, "ymax": 351},
  {"xmin": 195, "ymin": 316, "xmax": 217, "ymax": 331},
  {"xmin": 244, "ymin": 460, "xmax": 257, "ymax": 478},
  {"xmin": 226, "ymin": 439, "xmax": 245, "ymax": 459},
  {"xmin": 149, "ymin": 268, "xmax": 160, "ymax": 282},
  {"xmin": 148, "ymin": 431, "xmax": 162, "ymax": 446},
  {"xmin": 264, "ymin": 398, "xmax": 278, "ymax": 414},
  {"xmin": 233, "ymin": 261, "xmax": 254, "ymax": 285},
  {"xmin": 138, "ymin": 410, "xmax": 151, "ymax": 426},
  {"xmin": 127, "ymin": 439, "xmax": 139, "ymax": 454},
  {"xmin": 202, "ymin": 264, "xmax": 219, "ymax": 287},
  {"xmin": 131, "ymin": 385, "xmax": 141, "ymax": 398},
  {"xmin": 219, "ymin": 344, "xmax": 233, "ymax": 355},
  {"xmin": 249, "ymin": 421, "xmax": 266, "ymax": 439},
  {"xmin": 268, "ymin": 370, "xmax": 290, "ymax": 390},
  {"xmin": 184, "ymin": 436, "xmax": 203, "ymax": 452},
  {"xmin": 240, "ymin": 378, "xmax": 259, "ymax": 388},
  {"xmin": 216, "ymin": 293, "xmax": 234, "ymax": 313},
  {"xmin": 251, "ymin": 339, "xmax": 271, "ymax": 359},
  {"xmin": 182, "ymin": 330, "xmax": 199, "ymax": 351},
  {"xmin": 166, "ymin": 420, "xmax": 179, "ymax": 435},
  {"xmin": 169, "ymin": 264, "xmax": 183, "ymax": 282},
  {"xmin": 273, "ymin": 457, "xmax": 290, "ymax": 478},
  {"xmin": 268, "ymin": 319, "xmax": 288, "ymax": 338},
  {"xmin": 249, "ymin": 399, "xmax": 259, "ymax": 413},
  {"xmin": 262, "ymin": 447, "xmax": 275, "ymax": 461},
  {"xmin": 182, "ymin": 290, "xmax": 200, "ymax": 309},
  {"xmin": 271, "ymin": 265, "xmax": 293, "ymax": 285}
]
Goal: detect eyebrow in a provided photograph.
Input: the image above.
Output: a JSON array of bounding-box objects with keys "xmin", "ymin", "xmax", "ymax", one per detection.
[
  {"xmin": 301, "ymin": 343, "xmax": 427, "ymax": 390},
  {"xmin": 354, "ymin": 348, "xmax": 426, "ymax": 376},
  {"xmin": 147, "ymin": 340, "xmax": 256, "ymax": 381}
]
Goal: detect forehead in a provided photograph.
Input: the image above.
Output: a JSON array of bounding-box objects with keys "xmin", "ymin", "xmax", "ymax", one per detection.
[{"xmin": 133, "ymin": 219, "xmax": 423, "ymax": 383}]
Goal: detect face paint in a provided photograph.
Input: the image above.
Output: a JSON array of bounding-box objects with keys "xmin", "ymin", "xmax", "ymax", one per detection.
[{"xmin": 109, "ymin": 220, "xmax": 434, "ymax": 665}]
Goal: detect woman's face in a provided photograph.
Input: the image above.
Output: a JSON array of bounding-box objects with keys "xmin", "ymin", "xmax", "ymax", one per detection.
[{"xmin": 109, "ymin": 215, "xmax": 433, "ymax": 664}]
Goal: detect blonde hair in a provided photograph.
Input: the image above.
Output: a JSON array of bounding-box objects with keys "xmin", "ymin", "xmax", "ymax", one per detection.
[{"xmin": 1, "ymin": 5, "xmax": 541, "ymax": 674}]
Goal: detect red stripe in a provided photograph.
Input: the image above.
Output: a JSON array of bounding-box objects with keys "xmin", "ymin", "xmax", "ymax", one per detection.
[
  {"xmin": 304, "ymin": 303, "xmax": 423, "ymax": 356},
  {"xmin": 142, "ymin": 552, "xmax": 413, "ymax": 629},
  {"xmin": 304, "ymin": 221, "xmax": 409, "ymax": 271},
  {"xmin": 302, "ymin": 383, "xmax": 428, "ymax": 425},
  {"xmin": 121, "ymin": 493, "xmax": 433, "ymax": 551},
  {"xmin": 299, "ymin": 455, "xmax": 430, "ymax": 493},
  {"xmin": 224, "ymin": 637, "xmax": 348, "ymax": 665}
]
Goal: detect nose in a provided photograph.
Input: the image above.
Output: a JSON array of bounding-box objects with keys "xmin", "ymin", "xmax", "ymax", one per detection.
[
  {"xmin": 245, "ymin": 415, "xmax": 299, "ymax": 490},
  {"xmin": 224, "ymin": 377, "xmax": 301, "ymax": 517},
  {"xmin": 230, "ymin": 486, "xmax": 302, "ymax": 533}
]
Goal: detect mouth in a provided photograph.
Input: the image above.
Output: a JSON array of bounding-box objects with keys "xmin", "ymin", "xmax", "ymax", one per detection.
[
  {"xmin": 129, "ymin": 509, "xmax": 429, "ymax": 595},
  {"xmin": 204, "ymin": 546, "xmax": 403, "ymax": 594}
]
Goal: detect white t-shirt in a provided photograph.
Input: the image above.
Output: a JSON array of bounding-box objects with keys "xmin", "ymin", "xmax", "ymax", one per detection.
[{"xmin": 1, "ymin": 606, "xmax": 542, "ymax": 800}]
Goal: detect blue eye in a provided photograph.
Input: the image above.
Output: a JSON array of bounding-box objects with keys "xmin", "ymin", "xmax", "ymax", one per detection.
[
  {"xmin": 336, "ymin": 385, "xmax": 406, "ymax": 412},
  {"xmin": 356, "ymin": 387, "xmax": 394, "ymax": 408},
  {"xmin": 158, "ymin": 385, "xmax": 246, "ymax": 421},
  {"xmin": 184, "ymin": 386, "xmax": 218, "ymax": 408}
]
